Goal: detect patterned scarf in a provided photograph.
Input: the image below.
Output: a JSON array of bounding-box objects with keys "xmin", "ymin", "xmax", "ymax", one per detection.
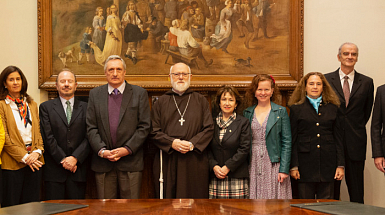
[
  {"xmin": 216, "ymin": 112, "xmax": 236, "ymax": 142},
  {"xmin": 6, "ymin": 95, "xmax": 31, "ymax": 127}
]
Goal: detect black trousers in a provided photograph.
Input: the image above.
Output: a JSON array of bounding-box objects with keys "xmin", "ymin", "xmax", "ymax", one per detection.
[
  {"xmin": 334, "ymin": 158, "xmax": 364, "ymax": 203},
  {"xmin": 298, "ymin": 181, "xmax": 334, "ymax": 199},
  {"xmin": 44, "ymin": 180, "xmax": 86, "ymax": 200},
  {"xmin": 2, "ymin": 166, "xmax": 42, "ymax": 207}
]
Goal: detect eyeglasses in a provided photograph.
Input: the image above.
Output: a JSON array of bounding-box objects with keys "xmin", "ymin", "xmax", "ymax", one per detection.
[{"xmin": 171, "ymin": 73, "xmax": 191, "ymax": 78}]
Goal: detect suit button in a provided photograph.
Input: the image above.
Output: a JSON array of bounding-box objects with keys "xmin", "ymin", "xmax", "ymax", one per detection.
[
  {"xmin": 317, "ymin": 134, "xmax": 320, "ymax": 137},
  {"xmin": 317, "ymin": 145, "xmax": 320, "ymax": 148},
  {"xmin": 67, "ymin": 140, "xmax": 70, "ymax": 144},
  {"xmin": 316, "ymin": 123, "xmax": 319, "ymax": 126},
  {"xmin": 318, "ymin": 113, "xmax": 322, "ymax": 115}
]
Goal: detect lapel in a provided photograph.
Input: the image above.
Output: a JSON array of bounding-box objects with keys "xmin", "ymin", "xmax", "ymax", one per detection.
[
  {"xmin": 118, "ymin": 82, "xmax": 133, "ymax": 125},
  {"xmin": 99, "ymin": 85, "xmax": 111, "ymax": 145},
  {"xmin": 350, "ymin": 70, "xmax": 362, "ymax": 99},
  {"xmin": 69, "ymin": 98, "xmax": 82, "ymax": 126},
  {"xmin": 329, "ymin": 69, "xmax": 345, "ymax": 99},
  {"xmin": 265, "ymin": 102, "xmax": 279, "ymax": 137},
  {"xmin": 221, "ymin": 117, "xmax": 241, "ymax": 143},
  {"xmin": 52, "ymin": 97, "xmax": 68, "ymax": 125}
]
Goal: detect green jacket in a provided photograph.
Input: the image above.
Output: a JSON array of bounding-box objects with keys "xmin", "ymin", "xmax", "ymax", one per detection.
[{"xmin": 243, "ymin": 102, "xmax": 292, "ymax": 174}]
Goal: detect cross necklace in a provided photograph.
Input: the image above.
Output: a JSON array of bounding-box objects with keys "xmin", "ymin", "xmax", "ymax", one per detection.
[{"xmin": 172, "ymin": 94, "xmax": 191, "ymax": 126}]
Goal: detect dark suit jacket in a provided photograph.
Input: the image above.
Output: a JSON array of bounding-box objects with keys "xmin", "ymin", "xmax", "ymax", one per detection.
[
  {"xmin": 208, "ymin": 115, "xmax": 251, "ymax": 178},
  {"xmin": 39, "ymin": 97, "xmax": 89, "ymax": 182},
  {"xmin": 371, "ymin": 85, "xmax": 385, "ymax": 158},
  {"xmin": 290, "ymin": 99, "xmax": 344, "ymax": 182},
  {"xmin": 325, "ymin": 69, "xmax": 374, "ymax": 161},
  {"xmin": 86, "ymin": 82, "xmax": 151, "ymax": 173}
]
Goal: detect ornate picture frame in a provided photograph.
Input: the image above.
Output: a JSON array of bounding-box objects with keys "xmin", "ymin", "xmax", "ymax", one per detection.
[{"xmin": 38, "ymin": 0, "xmax": 303, "ymax": 94}]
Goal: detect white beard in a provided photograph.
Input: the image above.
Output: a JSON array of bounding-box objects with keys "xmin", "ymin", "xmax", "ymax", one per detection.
[{"xmin": 171, "ymin": 77, "xmax": 190, "ymax": 93}]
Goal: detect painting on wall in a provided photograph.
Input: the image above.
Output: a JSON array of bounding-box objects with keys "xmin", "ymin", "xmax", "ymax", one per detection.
[{"xmin": 38, "ymin": 0, "xmax": 303, "ymax": 91}]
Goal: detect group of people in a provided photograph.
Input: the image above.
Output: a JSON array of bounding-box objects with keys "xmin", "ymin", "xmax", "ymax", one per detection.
[{"xmin": 0, "ymin": 42, "xmax": 381, "ymax": 207}]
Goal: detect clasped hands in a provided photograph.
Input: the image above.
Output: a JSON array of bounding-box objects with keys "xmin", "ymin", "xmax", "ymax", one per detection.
[
  {"xmin": 213, "ymin": 165, "xmax": 230, "ymax": 179},
  {"xmin": 290, "ymin": 167, "xmax": 344, "ymax": 181},
  {"xmin": 172, "ymin": 139, "xmax": 192, "ymax": 154},
  {"xmin": 61, "ymin": 156, "xmax": 78, "ymax": 173},
  {"xmin": 25, "ymin": 152, "xmax": 43, "ymax": 172},
  {"xmin": 101, "ymin": 147, "xmax": 130, "ymax": 162}
]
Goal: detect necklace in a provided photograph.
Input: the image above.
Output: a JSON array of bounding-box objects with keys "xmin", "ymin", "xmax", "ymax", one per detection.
[{"xmin": 172, "ymin": 94, "xmax": 191, "ymax": 126}]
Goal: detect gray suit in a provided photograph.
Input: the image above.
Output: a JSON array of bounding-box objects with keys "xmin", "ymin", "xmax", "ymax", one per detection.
[{"xmin": 86, "ymin": 81, "xmax": 151, "ymax": 198}]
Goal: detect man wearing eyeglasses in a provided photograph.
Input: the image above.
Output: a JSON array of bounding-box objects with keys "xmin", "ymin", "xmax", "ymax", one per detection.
[
  {"xmin": 325, "ymin": 42, "xmax": 374, "ymax": 203},
  {"xmin": 87, "ymin": 55, "xmax": 151, "ymax": 199},
  {"xmin": 151, "ymin": 63, "xmax": 214, "ymax": 198}
]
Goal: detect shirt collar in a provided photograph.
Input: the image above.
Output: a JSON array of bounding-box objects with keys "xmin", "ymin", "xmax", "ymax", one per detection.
[
  {"xmin": 339, "ymin": 68, "xmax": 355, "ymax": 81},
  {"xmin": 108, "ymin": 82, "xmax": 126, "ymax": 95},
  {"xmin": 59, "ymin": 96, "xmax": 75, "ymax": 107}
]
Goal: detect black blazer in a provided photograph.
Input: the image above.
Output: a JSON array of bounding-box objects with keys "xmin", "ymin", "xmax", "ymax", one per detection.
[
  {"xmin": 86, "ymin": 82, "xmax": 151, "ymax": 173},
  {"xmin": 325, "ymin": 69, "xmax": 374, "ymax": 161},
  {"xmin": 39, "ymin": 97, "xmax": 90, "ymax": 183},
  {"xmin": 290, "ymin": 99, "xmax": 344, "ymax": 182},
  {"xmin": 371, "ymin": 85, "xmax": 385, "ymax": 158},
  {"xmin": 208, "ymin": 115, "xmax": 251, "ymax": 178}
]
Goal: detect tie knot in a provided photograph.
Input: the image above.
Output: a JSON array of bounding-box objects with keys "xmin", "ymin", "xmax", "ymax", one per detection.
[
  {"xmin": 113, "ymin": 88, "xmax": 119, "ymax": 95},
  {"xmin": 66, "ymin": 100, "xmax": 71, "ymax": 105},
  {"xmin": 344, "ymin": 76, "xmax": 349, "ymax": 80}
]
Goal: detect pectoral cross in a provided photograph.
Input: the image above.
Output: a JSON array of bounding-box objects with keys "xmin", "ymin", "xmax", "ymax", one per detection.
[{"xmin": 179, "ymin": 117, "xmax": 185, "ymax": 126}]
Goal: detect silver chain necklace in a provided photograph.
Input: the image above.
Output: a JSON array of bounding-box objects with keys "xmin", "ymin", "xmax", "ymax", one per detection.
[{"xmin": 172, "ymin": 94, "xmax": 191, "ymax": 126}]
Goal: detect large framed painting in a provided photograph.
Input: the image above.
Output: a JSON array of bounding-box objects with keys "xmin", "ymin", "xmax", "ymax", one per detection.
[{"xmin": 38, "ymin": 0, "xmax": 303, "ymax": 93}]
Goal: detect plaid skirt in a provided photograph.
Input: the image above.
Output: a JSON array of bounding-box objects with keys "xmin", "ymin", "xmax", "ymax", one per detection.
[{"xmin": 209, "ymin": 177, "xmax": 249, "ymax": 199}]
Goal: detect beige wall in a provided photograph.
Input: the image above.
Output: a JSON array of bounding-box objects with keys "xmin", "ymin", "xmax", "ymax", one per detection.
[{"xmin": 1, "ymin": 0, "xmax": 385, "ymax": 207}]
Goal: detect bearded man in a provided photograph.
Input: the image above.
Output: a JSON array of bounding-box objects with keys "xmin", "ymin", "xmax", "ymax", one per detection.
[{"xmin": 151, "ymin": 63, "xmax": 214, "ymax": 198}]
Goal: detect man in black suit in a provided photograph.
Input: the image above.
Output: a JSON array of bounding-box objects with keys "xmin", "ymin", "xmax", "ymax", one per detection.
[
  {"xmin": 325, "ymin": 42, "xmax": 374, "ymax": 203},
  {"xmin": 87, "ymin": 55, "xmax": 151, "ymax": 199},
  {"xmin": 371, "ymin": 85, "xmax": 385, "ymax": 174},
  {"xmin": 40, "ymin": 69, "xmax": 90, "ymax": 200}
]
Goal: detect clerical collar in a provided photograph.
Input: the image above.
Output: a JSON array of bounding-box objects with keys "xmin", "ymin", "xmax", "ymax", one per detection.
[{"xmin": 306, "ymin": 95, "xmax": 322, "ymax": 113}]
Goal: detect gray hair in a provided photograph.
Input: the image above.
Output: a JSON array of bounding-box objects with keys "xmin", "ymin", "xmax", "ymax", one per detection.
[
  {"xmin": 104, "ymin": 55, "xmax": 126, "ymax": 71},
  {"xmin": 56, "ymin": 68, "xmax": 77, "ymax": 83},
  {"xmin": 338, "ymin": 42, "xmax": 359, "ymax": 56},
  {"xmin": 169, "ymin": 63, "xmax": 191, "ymax": 74}
]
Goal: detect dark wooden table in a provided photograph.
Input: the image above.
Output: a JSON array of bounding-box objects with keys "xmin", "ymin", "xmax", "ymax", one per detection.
[{"xmin": 45, "ymin": 199, "xmax": 336, "ymax": 214}]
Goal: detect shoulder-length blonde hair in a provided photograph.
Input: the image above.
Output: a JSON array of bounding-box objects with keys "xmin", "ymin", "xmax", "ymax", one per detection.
[
  {"xmin": 245, "ymin": 74, "xmax": 280, "ymax": 107},
  {"xmin": 288, "ymin": 72, "xmax": 340, "ymax": 107}
]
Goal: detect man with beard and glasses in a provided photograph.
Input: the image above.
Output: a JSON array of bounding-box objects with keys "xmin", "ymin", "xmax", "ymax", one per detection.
[
  {"xmin": 39, "ymin": 69, "xmax": 90, "ymax": 199},
  {"xmin": 151, "ymin": 63, "xmax": 214, "ymax": 198}
]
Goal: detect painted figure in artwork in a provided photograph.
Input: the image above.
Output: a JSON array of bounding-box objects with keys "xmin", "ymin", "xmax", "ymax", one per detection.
[
  {"xmin": 91, "ymin": 4, "xmax": 122, "ymax": 66},
  {"xmin": 92, "ymin": 7, "xmax": 106, "ymax": 51}
]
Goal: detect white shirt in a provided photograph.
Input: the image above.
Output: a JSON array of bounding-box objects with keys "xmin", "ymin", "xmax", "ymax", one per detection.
[
  {"xmin": 108, "ymin": 82, "xmax": 126, "ymax": 95},
  {"xmin": 169, "ymin": 28, "xmax": 199, "ymax": 49},
  {"xmin": 5, "ymin": 97, "xmax": 42, "ymax": 163},
  {"xmin": 339, "ymin": 68, "xmax": 354, "ymax": 93},
  {"xmin": 59, "ymin": 96, "xmax": 75, "ymax": 115}
]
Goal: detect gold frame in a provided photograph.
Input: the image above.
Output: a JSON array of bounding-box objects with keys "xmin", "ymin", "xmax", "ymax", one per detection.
[{"xmin": 38, "ymin": 0, "xmax": 303, "ymax": 92}]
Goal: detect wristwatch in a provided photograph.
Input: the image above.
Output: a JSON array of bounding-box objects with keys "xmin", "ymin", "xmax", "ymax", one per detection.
[{"xmin": 189, "ymin": 142, "xmax": 194, "ymax": 151}]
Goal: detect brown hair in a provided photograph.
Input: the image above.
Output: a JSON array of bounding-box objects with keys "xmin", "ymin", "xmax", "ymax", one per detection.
[
  {"xmin": 288, "ymin": 72, "xmax": 340, "ymax": 107},
  {"xmin": 245, "ymin": 74, "xmax": 279, "ymax": 107},
  {"xmin": 212, "ymin": 86, "xmax": 243, "ymax": 116},
  {"xmin": 0, "ymin": 66, "xmax": 32, "ymax": 103}
]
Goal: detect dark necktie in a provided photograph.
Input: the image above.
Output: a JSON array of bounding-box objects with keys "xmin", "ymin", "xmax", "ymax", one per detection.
[
  {"xmin": 343, "ymin": 76, "xmax": 350, "ymax": 107},
  {"xmin": 66, "ymin": 100, "xmax": 72, "ymax": 124}
]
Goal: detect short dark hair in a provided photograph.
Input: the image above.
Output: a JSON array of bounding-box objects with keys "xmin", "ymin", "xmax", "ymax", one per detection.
[
  {"xmin": 212, "ymin": 86, "xmax": 243, "ymax": 116},
  {"xmin": 0, "ymin": 65, "xmax": 32, "ymax": 103}
]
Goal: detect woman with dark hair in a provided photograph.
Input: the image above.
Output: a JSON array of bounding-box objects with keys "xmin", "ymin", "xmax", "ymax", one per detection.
[
  {"xmin": 244, "ymin": 74, "xmax": 292, "ymax": 199},
  {"xmin": 0, "ymin": 66, "xmax": 44, "ymax": 207},
  {"xmin": 288, "ymin": 72, "xmax": 344, "ymax": 199},
  {"xmin": 208, "ymin": 86, "xmax": 251, "ymax": 199}
]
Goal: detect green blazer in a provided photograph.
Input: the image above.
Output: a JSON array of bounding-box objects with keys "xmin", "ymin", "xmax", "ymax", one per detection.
[{"xmin": 243, "ymin": 102, "xmax": 292, "ymax": 174}]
